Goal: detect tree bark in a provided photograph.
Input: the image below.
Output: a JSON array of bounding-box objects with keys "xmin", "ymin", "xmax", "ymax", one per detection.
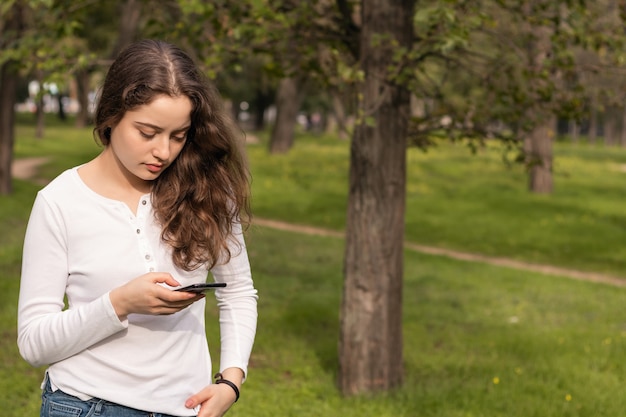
[
  {"xmin": 339, "ymin": 0, "xmax": 414, "ymax": 396},
  {"xmin": 0, "ymin": 62, "xmax": 18, "ymax": 195},
  {"xmin": 604, "ymin": 109, "xmax": 616, "ymax": 146},
  {"xmin": 0, "ymin": 2, "xmax": 24, "ymax": 195},
  {"xmin": 524, "ymin": 116, "xmax": 555, "ymax": 194},
  {"xmin": 269, "ymin": 77, "xmax": 305, "ymax": 154},
  {"xmin": 252, "ymin": 87, "xmax": 273, "ymax": 131},
  {"xmin": 110, "ymin": 0, "xmax": 142, "ymax": 59},
  {"xmin": 75, "ymin": 69, "xmax": 91, "ymax": 128},
  {"xmin": 331, "ymin": 91, "xmax": 350, "ymax": 140},
  {"xmin": 568, "ymin": 119, "xmax": 578, "ymax": 142},
  {"xmin": 521, "ymin": 2, "xmax": 554, "ymax": 193},
  {"xmin": 620, "ymin": 104, "xmax": 626, "ymax": 147},
  {"xmin": 588, "ymin": 97, "xmax": 597, "ymax": 144},
  {"xmin": 35, "ymin": 94, "xmax": 45, "ymax": 139}
]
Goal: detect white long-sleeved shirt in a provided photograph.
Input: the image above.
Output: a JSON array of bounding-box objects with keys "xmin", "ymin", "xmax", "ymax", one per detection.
[{"xmin": 17, "ymin": 167, "xmax": 258, "ymax": 416}]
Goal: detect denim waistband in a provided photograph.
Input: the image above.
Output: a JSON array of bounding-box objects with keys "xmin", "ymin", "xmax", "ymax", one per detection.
[{"xmin": 40, "ymin": 372, "xmax": 191, "ymax": 417}]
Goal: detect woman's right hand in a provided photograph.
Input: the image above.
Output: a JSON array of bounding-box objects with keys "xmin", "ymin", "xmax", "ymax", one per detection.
[{"xmin": 109, "ymin": 272, "xmax": 203, "ymax": 321}]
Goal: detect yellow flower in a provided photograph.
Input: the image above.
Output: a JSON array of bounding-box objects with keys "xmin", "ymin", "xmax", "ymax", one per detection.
[
  {"xmin": 565, "ymin": 394, "xmax": 572, "ymax": 402},
  {"xmin": 493, "ymin": 377, "xmax": 500, "ymax": 385}
]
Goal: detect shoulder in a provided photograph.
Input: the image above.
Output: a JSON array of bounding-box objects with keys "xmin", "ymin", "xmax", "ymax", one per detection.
[{"xmin": 36, "ymin": 167, "xmax": 85, "ymax": 206}]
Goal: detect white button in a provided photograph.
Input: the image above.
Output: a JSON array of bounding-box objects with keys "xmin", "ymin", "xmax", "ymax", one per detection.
[
  {"xmin": 136, "ymin": 229, "xmax": 141, "ymax": 234},
  {"xmin": 145, "ymin": 254, "xmax": 151, "ymax": 260},
  {"xmin": 142, "ymin": 200, "xmax": 147, "ymax": 205}
]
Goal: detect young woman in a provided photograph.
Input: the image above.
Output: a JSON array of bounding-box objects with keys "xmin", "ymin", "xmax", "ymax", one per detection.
[{"xmin": 17, "ymin": 39, "xmax": 258, "ymax": 417}]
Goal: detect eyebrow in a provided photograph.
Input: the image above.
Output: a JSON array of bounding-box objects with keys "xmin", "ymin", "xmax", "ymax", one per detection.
[{"xmin": 134, "ymin": 121, "xmax": 190, "ymax": 133}]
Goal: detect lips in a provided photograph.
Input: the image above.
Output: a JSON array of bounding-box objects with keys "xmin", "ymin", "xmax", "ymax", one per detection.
[{"xmin": 145, "ymin": 163, "xmax": 164, "ymax": 173}]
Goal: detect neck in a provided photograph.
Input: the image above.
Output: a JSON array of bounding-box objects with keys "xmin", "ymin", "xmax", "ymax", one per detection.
[{"xmin": 96, "ymin": 148, "xmax": 152, "ymax": 195}]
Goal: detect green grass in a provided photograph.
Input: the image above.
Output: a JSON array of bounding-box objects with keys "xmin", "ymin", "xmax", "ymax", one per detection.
[
  {"xmin": 248, "ymin": 133, "xmax": 626, "ymax": 277},
  {"xmin": 3, "ymin": 118, "xmax": 626, "ymax": 416},
  {"xmin": 234, "ymin": 227, "xmax": 626, "ymax": 417},
  {"xmin": 13, "ymin": 113, "xmax": 102, "ymax": 180}
]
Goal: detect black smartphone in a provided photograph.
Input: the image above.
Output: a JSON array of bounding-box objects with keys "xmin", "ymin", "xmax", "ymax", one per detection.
[{"xmin": 174, "ymin": 282, "xmax": 227, "ymax": 293}]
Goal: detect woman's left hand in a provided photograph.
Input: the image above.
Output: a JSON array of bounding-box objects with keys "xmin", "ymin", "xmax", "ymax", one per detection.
[
  {"xmin": 185, "ymin": 368, "xmax": 243, "ymax": 417},
  {"xmin": 185, "ymin": 384, "xmax": 237, "ymax": 417}
]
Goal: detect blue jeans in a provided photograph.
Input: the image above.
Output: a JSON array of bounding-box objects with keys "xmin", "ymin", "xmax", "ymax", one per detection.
[{"xmin": 40, "ymin": 374, "xmax": 193, "ymax": 417}]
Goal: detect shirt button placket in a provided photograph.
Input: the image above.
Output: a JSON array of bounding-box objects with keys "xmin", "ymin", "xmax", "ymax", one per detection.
[{"xmin": 136, "ymin": 198, "xmax": 155, "ymax": 273}]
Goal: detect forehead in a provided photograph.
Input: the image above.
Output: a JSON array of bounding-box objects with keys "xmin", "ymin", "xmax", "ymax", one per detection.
[{"xmin": 123, "ymin": 94, "xmax": 192, "ymax": 128}]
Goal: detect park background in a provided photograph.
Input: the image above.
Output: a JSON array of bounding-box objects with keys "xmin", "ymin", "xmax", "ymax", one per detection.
[{"xmin": 4, "ymin": 1, "xmax": 626, "ymax": 416}]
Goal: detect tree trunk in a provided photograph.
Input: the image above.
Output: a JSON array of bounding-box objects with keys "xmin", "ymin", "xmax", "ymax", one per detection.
[
  {"xmin": 252, "ymin": 87, "xmax": 273, "ymax": 131},
  {"xmin": 268, "ymin": 77, "xmax": 304, "ymax": 154},
  {"xmin": 524, "ymin": 116, "xmax": 555, "ymax": 194},
  {"xmin": 588, "ymin": 98, "xmax": 597, "ymax": 144},
  {"xmin": 0, "ymin": 62, "xmax": 18, "ymax": 195},
  {"xmin": 620, "ymin": 104, "xmax": 626, "ymax": 147},
  {"xmin": 36, "ymin": 93, "xmax": 45, "ymax": 139},
  {"xmin": 0, "ymin": 3, "xmax": 24, "ymax": 195},
  {"xmin": 519, "ymin": 1, "xmax": 555, "ymax": 193},
  {"xmin": 568, "ymin": 119, "xmax": 578, "ymax": 142},
  {"xmin": 110, "ymin": 0, "xmax": 142, "ymax": 58},
  {"xmin": 604, "ymin": 110, "xmax": 616, "ymax": 146},
  {"xmin": 339, "ymin": 0, "xmax": 414, "ymax": 396},
  {"xmin": 331, "ymin": 91, "xmax": 350, "ymax": 140},
  {"xmin": 75, "ymin": 69, "xmax": 91, "ymax": 128}
]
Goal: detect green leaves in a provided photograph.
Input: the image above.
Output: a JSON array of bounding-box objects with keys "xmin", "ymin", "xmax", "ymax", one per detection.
[
  {"xmin": 3, "ymin": 0, "xmax": 623, "ymax": 156},
  {"xmin": 403, "ymin": 0, "xmax": 626, "ymax": 149},
  {"xmin": 0, "ymin": 0, "xmax": 90, "ymax": 85}
]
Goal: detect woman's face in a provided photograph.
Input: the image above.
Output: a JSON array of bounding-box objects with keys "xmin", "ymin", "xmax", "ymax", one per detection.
[{"xmin": 108, "ymin": 94, "xmax": 192, "ymax": 184}]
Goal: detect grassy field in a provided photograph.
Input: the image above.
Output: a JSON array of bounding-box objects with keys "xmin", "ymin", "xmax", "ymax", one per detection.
[
  {"xmin": 2, "ymin": 115, "xmax": 626, "ymax": 416},
  {"xmin": 248, "ymin": 133, "xmax": 626, "ymax": 277}
]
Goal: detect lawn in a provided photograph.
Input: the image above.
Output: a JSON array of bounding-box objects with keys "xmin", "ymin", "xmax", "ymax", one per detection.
[
  {"xmin": 248, "ymin": 133, "xmax": 626, "ymax": 277},
  {"xmin": 2, "ymin": 116, "xmax": 626, "ymax": 416}
]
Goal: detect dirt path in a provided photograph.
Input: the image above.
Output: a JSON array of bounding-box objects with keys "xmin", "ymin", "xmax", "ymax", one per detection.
[
  {"xmin": 12, "ymin": 157, "xmax": 49, "ymax": 182},
  {"xmin": 254, "ymin": 219, "xmax": 626, "ymax": 288},
  {"xmin": 13, "ymin": 157, "xmax": 626, "ymax": 288}
]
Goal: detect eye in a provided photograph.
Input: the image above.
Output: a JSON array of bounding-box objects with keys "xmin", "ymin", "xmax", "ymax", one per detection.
[
  {"xmin": 139, "ymin": 130, "xmax": 155, "ymax": 139},
  {"xmin": 171, "ymin": 133, "xmax": 187, "ymax": 143}
]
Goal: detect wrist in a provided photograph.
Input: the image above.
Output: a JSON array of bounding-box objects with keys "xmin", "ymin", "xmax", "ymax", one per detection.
[
  {"xmin": 214, "ymin": 373, "xmax": 240, "ymax": 402},
  {"xmin": 109, "ymin": 288, "xmax": 128, "ymax": 321}
]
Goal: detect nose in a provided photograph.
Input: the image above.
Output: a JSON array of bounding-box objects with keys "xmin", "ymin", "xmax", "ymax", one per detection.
[{"xmin": 152, "ymin": 136, "xmax": 171, "ymax": 161}]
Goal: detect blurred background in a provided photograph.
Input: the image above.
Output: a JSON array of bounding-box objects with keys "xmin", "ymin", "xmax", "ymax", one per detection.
[{"xmin": 4, "ymin": 1, "xmax": 626, "ymax": 416}]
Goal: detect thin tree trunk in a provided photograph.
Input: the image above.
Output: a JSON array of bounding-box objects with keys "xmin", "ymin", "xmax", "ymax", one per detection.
[
  {"xmin": 110, "ymin": 0, "xmax": 141, "ymax": 58},
  {"xmin": 521, "ymin": 2, "xmax": 554, "ymax": 194},
  {"xmin": 620, "ymin": 104, "xmax": 626, "ymax": 147},
  {"xmin": 339, "ymin": 0, "xmax": 414, "ymax": 396},
  {"xmin": 35, "ymin": 71, "xmax": 45, "ymax": 139},
  {"xmin": 604, "ymin": 111, "xmax": 616, "ymax": 146},
  {"xmin": 331, "ymin": 91, "xmax": 350, "ymax": 140},
  {"xmin": 588, "ymin": 98, "xmax": 597, "ymax": 144},
  {"xmin": 568, "ymin": 120, "xmax": 578, "ymax": 142},
  {"xmin": 252, "ymin": 88, "xmax": 273, "ymax": 131},
  {"xmin": 524, "ymin": 116, "xmax": 555, "ymax": 194},
  {"xmin": 75, "ymin": 69, "xmax": 91, "ymax": 128},
  {"xmin": 0, "ymin": 3, "xmax": 24, "ymax": 195},
  {"xmin": 57, "ymin": 94, "xmax": 66, "ymax": 120},
  {"xmin": 0, "ymin": 62, "xmax": 17, "ymax": 195},
  {"xmin": 269, "ymin": 77, "xmax": 304, "ymax": 154}
]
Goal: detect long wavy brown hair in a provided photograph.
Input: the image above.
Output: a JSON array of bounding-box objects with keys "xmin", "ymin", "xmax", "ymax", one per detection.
[{"xmin": 94, "ymin": 39, "xmax": 251, "ymax": 271}]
